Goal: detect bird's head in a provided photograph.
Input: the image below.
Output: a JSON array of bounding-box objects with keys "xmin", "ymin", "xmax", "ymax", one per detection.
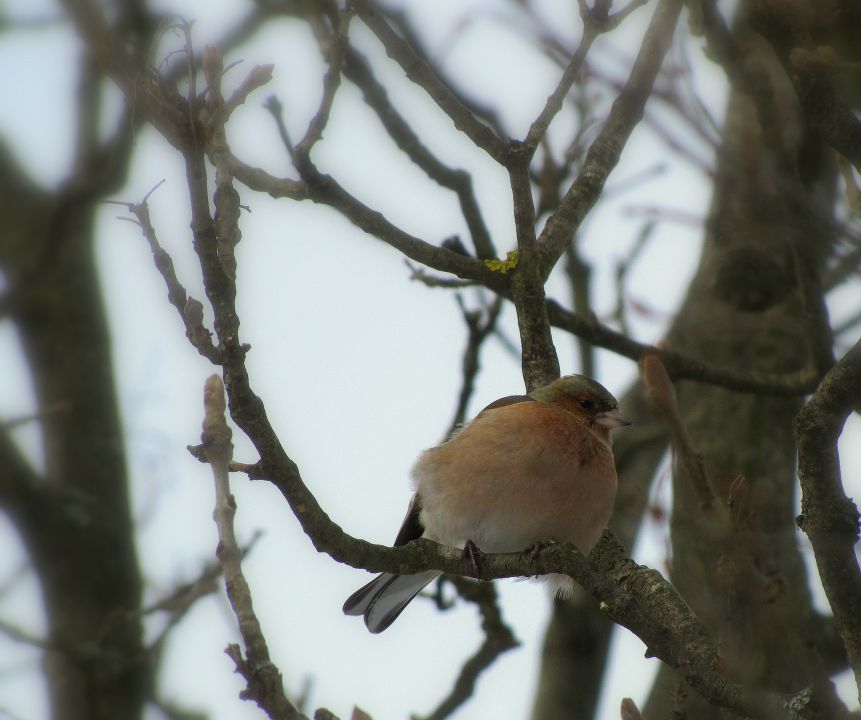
[{"xmin": 529, "ymin": 374, "xmax": 631, "ymax": 441}]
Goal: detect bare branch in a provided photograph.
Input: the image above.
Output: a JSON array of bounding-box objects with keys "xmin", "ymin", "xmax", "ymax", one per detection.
[
  {"xmin": 108, "ymin": 188, "xmax": 221, "ymax": 362},
  {"xmin": 405, "ymin": 260, "xmax": 475, "ymax": 289},
  {"xmin": 201, "ymin": 375, "xmax": 302, "ymax": 720},
  {"xmin": 522, "ymin": 0, "xmax": 648, "ymax": 156},
  {"xmin": 446, "ymin": 295, "xmax": 503, "ymax": 437},
  {"xmin": 282, "ymin": 155, "xmax": 503, "ymax": 287},
  {"xmin": 294, "ymin": 8, "xmax": 353, "ymax": 159},
  {"xmin": 204, "ymin": 63, "xmax": 275, "ymax": 128},
  {"xmin": 417, "ymin": 577, "xmax": 519, "ymax": 720},
  {"xmin": 546, "ymin": 299, "xmax": 822, "ymax": 395},
  {"xmin": 537, "ymin": 0, "xmax": 684, "ymax": 276},
  {"xmin": 0, "ymin": 617, "xmax": 50, "ymax": 650},
  {"xmin": 508, "ymin": 159, "xmax": 560, "ymax": 389},
  {"xmin": 338, "ymin": 43, "xmax": 496, "ymax": 258},
  {"xmin": 521, "ymin": 22, "xmax": 600, "ymax": 156},
  {"xmin": 144, "ymin": 532, "xmax": 263, "ymax": 661},
  {"xmin": 794, "ymin": 339, "xmax": 861, "ymax": 701},
  {"xmin": 352, "ymin": 0, "xmax": 510, "ymax": 163}
]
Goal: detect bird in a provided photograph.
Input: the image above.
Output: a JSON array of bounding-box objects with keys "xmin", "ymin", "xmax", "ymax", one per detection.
[{"xmin": 343, "ymin": 374, "xmax": 630, "ymax": 633}]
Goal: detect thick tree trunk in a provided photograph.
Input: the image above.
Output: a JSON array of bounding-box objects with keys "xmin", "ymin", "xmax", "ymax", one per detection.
[
  {"xmin": 0, "ymin": 148, "xmax": 148, "ymax": 719},
  {"xmin": 643, "ymin": 22, "xmax": 842, "ymax": 720}
]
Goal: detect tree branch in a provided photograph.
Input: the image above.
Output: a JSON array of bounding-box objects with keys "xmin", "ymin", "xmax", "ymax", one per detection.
[
  {"xmin": 537, "ymin": 0, "xmax": 684, "ymax": 276},
  {"xmin": 352, "ymin": 0, "xmax": 510, "ymax": 164},
  {"xmin": 338, "ymin": 42, "xmax": 496, "ymax": 259},
  {"xmin": 546, "ymin": 299, "xmax": 822, "ymax": 395},
  {"xmin": 108, "ymin": 184, "xmax": 221, "ymax": 362},
  {"xmin": 201, "ymin": 375, "xmax": 303, "ymax": 720},
  {"xmin": 522, "ymin": 0, "xmax": 648, "ymax": 156},
  {"xmin": 794, "ymin": 339, "xmax": 861, "ymax": 704}
]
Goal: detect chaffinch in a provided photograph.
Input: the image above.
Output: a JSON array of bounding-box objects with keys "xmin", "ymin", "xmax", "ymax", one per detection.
[{"xmin": 343, "ymin": 374, "xmax": 630, "ymax": 633}]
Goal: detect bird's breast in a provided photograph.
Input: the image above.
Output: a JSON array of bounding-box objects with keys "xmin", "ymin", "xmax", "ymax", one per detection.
[{"xmin": 412, "ymin": 401, "xmax": 618, "ymax": 554}]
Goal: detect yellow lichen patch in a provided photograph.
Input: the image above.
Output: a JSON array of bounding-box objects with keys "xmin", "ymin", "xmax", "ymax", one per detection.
[{"xmin": 484, "ymin": 250, "xmax": 519, "ymax": 274}]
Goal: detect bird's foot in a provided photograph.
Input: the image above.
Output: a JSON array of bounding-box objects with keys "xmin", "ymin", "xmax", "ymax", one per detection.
[
  {"xmin": 462, "ymin": 539, "xmax": 486, "ymax": 579},
  {"xmin": 522, "ymin": 538, "xmax": 559, "ymax": 562}
]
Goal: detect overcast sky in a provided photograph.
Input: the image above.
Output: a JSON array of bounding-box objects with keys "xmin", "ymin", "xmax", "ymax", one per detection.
[{"xmin": 1, "ymin": 1, "xmax": 860, "ymax": 719}]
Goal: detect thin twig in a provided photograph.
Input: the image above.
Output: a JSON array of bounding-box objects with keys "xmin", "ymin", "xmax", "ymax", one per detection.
[
  {"xmin": 201, "ymin": 376, "xmax": 303, "ymax": 720},
  {"xmin": 538, "ymin": 0, "xmax": 685, "ymax": 276},
  {"xmin": 294, "ymin": 8, "xmax": 353, "ymax": 160},
  {"xmin": 445, "ymin": 295, "xmax": 503, "ymax": 437},
  {"xmin": 352, "ymin": 0, "xmax": 509, "ymax": 163},
  {"xmin": 417, "ymin": 577, "xmax": 519, "ymax": 720},
  {"xmin": 109, "ymin": 185, "xmax": 221, "ymax": 362},
  {"xmin": 338, "ymin": 43, "xmax": 495, "ymax": 258},
  {"xmin": 145, "ymin": 532, "xmax": 263, "ymax": 660},
  {"xmin": 522, "ymin": 0, "xmax": 648, "ymax": 156},
  {"xmin": 610, "ymin": 219, "xmax": 655, "ymax": 337},
  {"xmin": 0, "ymin": 618, "xmax": 50, "ymax": 649},
  {"xmin": 205, "ymin": 63, "xmax": 274, "ymax": 128}
]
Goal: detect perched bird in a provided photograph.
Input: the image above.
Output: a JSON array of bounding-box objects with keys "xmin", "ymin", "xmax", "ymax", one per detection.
[{"xmin": 343, "ymin": 374, "xmax": 630, "ymax": 633}]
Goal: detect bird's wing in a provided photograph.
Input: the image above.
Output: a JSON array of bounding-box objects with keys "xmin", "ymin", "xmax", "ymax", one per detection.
[
  {"xmin": 476, "ymin": 393, "xmax": 533, "ymax": 416},
  {"xmin": 393, "ymin": 492, "xmax": 425, "ymax": 546},
  {"xmin": 398, "ymin": 399, "xmax": 533, "ymax": 547}
]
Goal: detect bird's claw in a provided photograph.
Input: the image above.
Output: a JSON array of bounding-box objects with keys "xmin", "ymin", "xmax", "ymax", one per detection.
[
  {"xmin": 462, "ymin": 539, "xmax": 486, "ymax": 579},
  {"xmin": 522, "ymin": 538, "xmax": 559, "ymax": 562}
]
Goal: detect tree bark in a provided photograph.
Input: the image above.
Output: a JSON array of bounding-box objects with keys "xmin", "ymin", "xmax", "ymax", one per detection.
[
  {"xmin": 643, "ymin": 18, "xmax": 843, "ymax": 720},
  {"xmin": 0, "ymin": 145, "xmax": 149, "ymax": 720}
]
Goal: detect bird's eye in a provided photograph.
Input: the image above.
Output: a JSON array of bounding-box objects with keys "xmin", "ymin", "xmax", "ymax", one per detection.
[{"xmin": 578, "ymin": 398, "xmax": 593, "ymax": 410}]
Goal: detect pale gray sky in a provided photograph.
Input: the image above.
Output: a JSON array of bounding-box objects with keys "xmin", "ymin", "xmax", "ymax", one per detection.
[{"xmin": 1, "ymin": 1, "xmax": 859, "ymax": 719}]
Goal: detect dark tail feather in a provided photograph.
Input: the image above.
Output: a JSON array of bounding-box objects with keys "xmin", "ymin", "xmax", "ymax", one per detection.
[{"xmin": 343, "ymin": 571, "xmax": 440, "ymax": 633}]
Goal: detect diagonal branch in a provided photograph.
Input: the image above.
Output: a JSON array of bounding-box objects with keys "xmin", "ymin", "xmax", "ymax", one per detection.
[
  {"xmin": 339, "ymin": 44, "xmax": 495, "ymax": 259},
  {"xmin": 445, "ymin": 295, "xmax": 503, "ymax": 437},
  {"xmin": 352, "ymin": 0, "xmax": 510, "ymax": 164},
  {"xmin": 522, "ymin": 0, "xmax": 649, "ymax": 156},
  {"xmin": 108, "ymin": 185, "xmax": 221, "ymax": 362}
]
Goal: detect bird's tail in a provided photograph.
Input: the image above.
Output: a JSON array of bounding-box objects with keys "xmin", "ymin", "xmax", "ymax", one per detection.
[{"xmin": 343, "ymin": 570, "xmax": 440, "ymax": 633}]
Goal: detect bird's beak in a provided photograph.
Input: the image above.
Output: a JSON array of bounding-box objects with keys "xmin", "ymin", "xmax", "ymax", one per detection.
[{"xmin": 594, "ymin": 408, "xmax": 632, "ymax": 429}]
